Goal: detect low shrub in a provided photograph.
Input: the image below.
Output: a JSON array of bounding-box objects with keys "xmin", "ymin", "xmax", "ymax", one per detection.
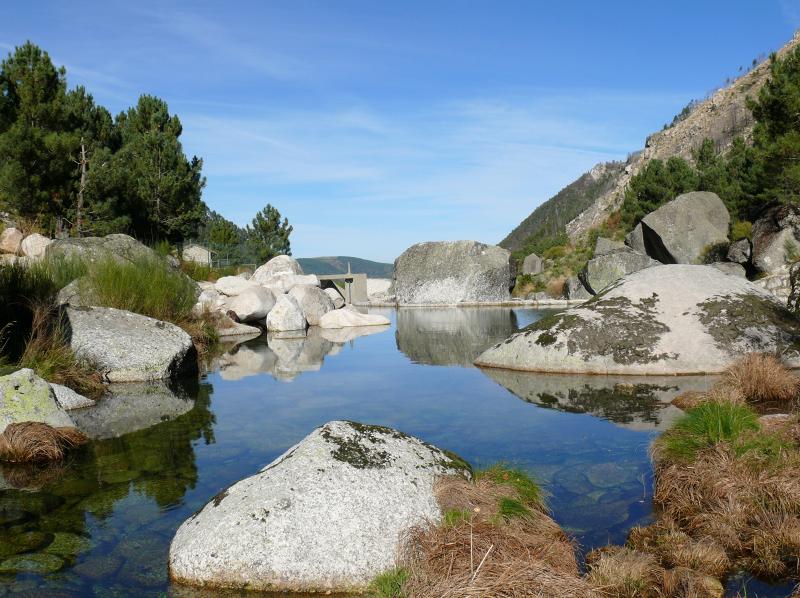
[
  {"xmin": 720, "ymin": 353, "xmax": 799, "ymax": 405},
  {"xmin": 731, "ymin": 220, "xmax": 753, "ymax": 241},
  {"xmin": 180, "ymin": 260, "xmax": 241, "ymax": 282}
]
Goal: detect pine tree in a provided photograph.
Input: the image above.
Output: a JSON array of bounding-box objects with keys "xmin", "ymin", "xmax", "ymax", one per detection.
[{"xmin": 246, "ymin": 204, "xmax": 292, "ymax": 263}]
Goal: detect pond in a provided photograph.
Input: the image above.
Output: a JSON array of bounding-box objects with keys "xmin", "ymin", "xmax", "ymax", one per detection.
[{"xmin": 0, "ymin": 307, "xmax": 789, "ymax": 596}]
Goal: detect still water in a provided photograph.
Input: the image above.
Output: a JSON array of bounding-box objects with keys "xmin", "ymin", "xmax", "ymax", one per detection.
[{"xmin": 0, "ymin": 307, "xmax": 786, "ymax": 596}]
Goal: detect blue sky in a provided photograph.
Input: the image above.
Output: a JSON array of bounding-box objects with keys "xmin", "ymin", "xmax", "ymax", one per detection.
[{"xmin": 2, "ymin": 1, "xmax": 799, "ymax": 262}]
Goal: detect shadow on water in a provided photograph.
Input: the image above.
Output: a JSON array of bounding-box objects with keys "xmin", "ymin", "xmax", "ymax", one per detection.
[{"xmin": 0, "ymin": 307, "xmax": 790, "ymax": 596}]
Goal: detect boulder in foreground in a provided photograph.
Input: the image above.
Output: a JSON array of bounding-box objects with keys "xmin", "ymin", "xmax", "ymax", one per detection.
[
  {"xmin": 475, "ymin": 264, "xmax": 800, "ymax": 375},
  {"xmin": 65, "ymin": 306, "xmax": 197, "ymax": 382},
  {"xmin": 169, "ymin": 420, "xmax": 470, "ymax": 592},
  {"xmin": 394, "ymin": 240, "xmax": 512, "ymax": 304}
]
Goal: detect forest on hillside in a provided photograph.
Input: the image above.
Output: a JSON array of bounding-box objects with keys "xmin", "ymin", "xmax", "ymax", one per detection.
[{"xmin": 0, "ymin": 42, "xmax": 291, "ymax": 263}]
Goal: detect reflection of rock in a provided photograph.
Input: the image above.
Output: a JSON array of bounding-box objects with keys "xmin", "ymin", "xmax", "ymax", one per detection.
[
  {"xmin": 319, "ymin": 325, "xmax": 389, "ymax": 343},
  {"xmin": 214, "ymin": 330, "xmax": 337, "ymax": 382},
  {"xmin": 71, "ymin": 382, "xmax": 195, "ymax": 439},
  {"xmin": 395, "ymin": 308, "xmax": 519, "ymax": 366},
  {"xmin": 481, "ymin": 368, "xmax": 715, "ymax": 431}
]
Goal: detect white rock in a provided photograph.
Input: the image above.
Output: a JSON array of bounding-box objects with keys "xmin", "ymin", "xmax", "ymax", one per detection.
[
  {"xmin": 226, "ymin": 287, "xmax": 276, "ymax": 323},
  {"xmin": 50, "ymin": 383, "xmax": 95, "ymax": 410},
  {"xmin": 266, "ymin": 294, "xmax": 307, "ymax": 332},
  {"xmin": 289, "ymin": 285, "xmax": 335, "ymax": 326},
  {"xmin": 0, "ymin": 227, "xmax": 23, "ymax": 255},
  {"xmin": 20, "ymin": 233, "xmax": 52, "ymax": 259},
  {"xmin": 261, "ymin": 272, "xmax": 320, "ymax": 294},
  {"xmin": 318, "ymin": 306, "xmax": 390, "ymax": 329},
  {"xmin": 252, "ymin": 255, "xmax": 303, "ymax": 284},
  {"xmin": 215, "ymin": 315, "xmax": 262, "ymax": 337},
  {"xmin": 476, "ymin": 264, "xmax": 800, "ymax": 375},
  {"xmin": 215, "ymin": 276, "xmax": 260, "ymax": 297},
  {"xmin": 366, "ymin": 278, "xmax": 392, "ymax": 297},
  {"xmin": 168, "ymin": 420, "xmax": 471, "ymax": 592},
  {"xmin": 323, "ymin": 287, "xmax": 346, "ymax": 309}
]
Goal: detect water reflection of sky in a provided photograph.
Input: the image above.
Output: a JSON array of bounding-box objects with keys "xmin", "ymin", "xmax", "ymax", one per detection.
[{"xmin": 2, "ymin": 307, "xmax": 787, "ymax": 596}]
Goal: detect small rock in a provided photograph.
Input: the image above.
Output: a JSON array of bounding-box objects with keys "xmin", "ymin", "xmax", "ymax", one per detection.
[
  {"xmin": 726, "ymin": 238, "xmax": 751, "ymax": 264},
  {"xmin": 0, "ymin": 369, "xmax": 74, "ymax": 434},
  {"xmin": 323, "ymin": 287, "xmax": 346, "ymax": 309},
  {"xmin": 50, "ymin": 383, "xmax": 95, "ymax": 410},
  {"xmin": 0, "ymin": 227, "xmax": 23, "ymax": 255},
  {"xmin": 709, "ymin": 262, "xmax": 746, "ymax": 277},
  {"xmin": 20, "ymin": 233, "xmax": 52, "ymax": 260},
  {"xmin": 522, "ymin": 253, "xmax": 543, "ymax": 275},
  {"xmin": 564, "ymin": 276, "xmax": 591, "ymax": 300}
]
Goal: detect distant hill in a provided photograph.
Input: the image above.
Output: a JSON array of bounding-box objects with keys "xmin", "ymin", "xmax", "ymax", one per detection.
[{"xmin": 297, "ymin": 256, "xmax": 394, "ymax": 278}]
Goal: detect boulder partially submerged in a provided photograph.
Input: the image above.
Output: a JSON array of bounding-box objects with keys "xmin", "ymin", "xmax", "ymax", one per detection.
[
  {"xmin": 318, "ymin": 306, "xmax": 390, "ymax": 329},
  {"xmin": 64, "ymin": 306, "xmax": 197, "ymax": 382},
  {"xmin": 169, "ymin": 420, "xmax": 470, "ymax": 592},
  {"xmin": 476, "ymin": 265, "xmax": 800, "ymax": 375},
  {"xmin": 394, "ymin": 241, "xmax": 512, "ymax": 304}
]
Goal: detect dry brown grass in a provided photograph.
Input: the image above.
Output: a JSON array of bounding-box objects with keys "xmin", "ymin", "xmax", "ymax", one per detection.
[
  {"xmin": 627, "ymin": 523, "xmax": 729, "ymax": 578},
  {"xmin": 0, "ymin": 422, "xmax": 87, "ymax": 462},
  {"xmin": 546, "ymin": 276, "xmax": 567, "ymax": 299},
  {"xmin": 585, "ymin": 546, "xmax": 664, "ymax": 598},
  {"xmin": 661, "ymin": 567, "xmax": 724, "ymax": 598},
  {"xmin": 398, "ymin": 474, "xmax": 597, "ymax": 598},
  {"xmin": 670, "ymin": 392, "xmax": 708, "ymax": 411},
  {"xmin": 652, "ymin": 442, "xmax": 800, "ymax": 580},
  {"xmin": 718, "ymin": 353, "xmax": 799, "ymax": 406}
]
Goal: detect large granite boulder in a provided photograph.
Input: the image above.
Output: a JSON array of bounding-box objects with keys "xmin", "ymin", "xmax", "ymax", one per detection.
[
  {"xmin": 475, "ymin": 264, "xmax": 800, "ymax": 375},
  {"xmin": 710, "ymin": 262, "xmax": 746, "ymax": 278},
  {"xmin": 20, "ymin": 233, "xmax": 51, "ymax": 259},
  {"xmin": 625, "ymin": 224, "xmax": 647, "ymax": 254},
  {"xmin": 266, "ymin": 295, "xmax": 307, "ymax": 333},
  {"xmin": 289, "ymin": 285, "xmax": 335, "ymax": 326},
  {"xmin": 169, "ymin": 420, "xmax": 471, "ymax": 592},
  {"xmin": 752, "ymin": 204, "xmax": 800, "ymax": 273},
  {"xmin": 594, "ymin": 237, "xmax": 625, "ymax": 256},
  {"xmin": 578, "ymin": 246, "xmax": 658, "ymax": 294},
  {"xmin": 0, "ymin": 369, "xmax": 74, "ymax": 434},
  {"xmin": 0, "ymin": 228, "xmax": 23, "ymax": 255},
  {"xmin": 522, "ymin": 253, "xmax": 542, "ymax": 275},
  {"xmin": 226, "ymin": 287, "xmax": 276, "ymax": 323},
  {"xmin": 252, "ymin": 255, "xmax": 303, "ymax": 283},
  {"xmin": 64, "ymin": 306, "xmax": 197, "ymax": 382},
  {"xmin": 638, "ymin": 192, "xmax": 730, "ymax": 264},
  {"xmin": 394, "ymin": 241, "xmax": 512, "ymax": 304},
  {"xmin": 46, "ymin": 233, "xmax": 160, "ymax": 265},
  {"xmin": 262, "ymin": 273, "xmax": 320, "ymax": 295},
  {"xmin": 318, "ymin": 306, "xmax": 390, "ymax": 329}
]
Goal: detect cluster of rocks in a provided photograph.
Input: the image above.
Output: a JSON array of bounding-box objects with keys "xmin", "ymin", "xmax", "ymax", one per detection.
[
  {"xmin": 0, "ymin": 227, "xmax": 52, "ymax": 264},
  {"xmin": 195, "ymin": 255, "xmax": 390, "ymax": 335},
  {"xmin": 520, "ymin": 191, "xmax": 800, "ymax": 304}
]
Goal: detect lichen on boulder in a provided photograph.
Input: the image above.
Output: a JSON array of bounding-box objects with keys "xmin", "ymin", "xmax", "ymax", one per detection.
[
  {"xmin": 475, "ymin": 265, "xmax": 800, "ymax": 375},
  {"xmin": 168, "ymin": 420, "xmax": 471, "ymax": 593}
]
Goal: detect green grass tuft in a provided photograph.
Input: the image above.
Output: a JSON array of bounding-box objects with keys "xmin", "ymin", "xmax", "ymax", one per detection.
[
  {"xmin": 655, "ymin": 401, "xmax": 781, "ymax": 464},
  {"xmin": 369, "ymin": 567, "xmax": 408, "ymax": 598},
  {"xmin": 442, "ymin": 508, "xmax": 470, "ymax": 527},
  {"xmin": 497, "ymin": 497, "xmax": 531, "ymax": 520},
  {"xmin": 82, "ymin": 255, "xmax": 197, "ymax": 323},
  {"xmin": 476, "ymin": 465, "xmax": 544, "ymax": 511}
]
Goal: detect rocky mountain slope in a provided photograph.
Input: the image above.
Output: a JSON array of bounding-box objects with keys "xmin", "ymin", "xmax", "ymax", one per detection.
[{"xmin": 501, "ymin": 32, "xmax": 800, "ymax": 251}]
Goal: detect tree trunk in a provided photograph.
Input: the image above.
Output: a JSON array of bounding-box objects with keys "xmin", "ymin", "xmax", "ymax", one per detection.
[{"xmin": 76, "ymin": 139, "xmax": 87, "ymax": 237}]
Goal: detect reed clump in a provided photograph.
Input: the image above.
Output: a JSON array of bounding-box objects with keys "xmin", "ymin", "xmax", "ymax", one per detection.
[{"xmin": 0, "ymin": 422, "xmax": 87, "ymax": 462}]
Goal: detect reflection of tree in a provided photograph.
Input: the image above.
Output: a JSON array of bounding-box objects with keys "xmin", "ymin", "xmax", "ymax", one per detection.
[{"xmin": 533, "ymin": 384, "xmax": 672, "ymax": 424}]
